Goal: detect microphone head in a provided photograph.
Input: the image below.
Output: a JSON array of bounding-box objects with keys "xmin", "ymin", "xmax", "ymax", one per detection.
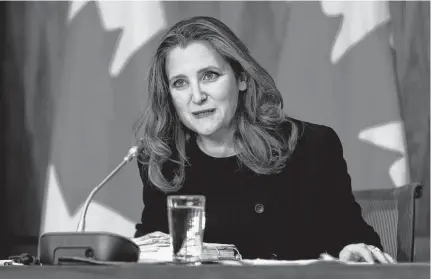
[
  {"xmin": 125, "ymin": 146, "xmax": 139, "ymax": 162},
  {"xmin": 125, "ymin": 138, "xmax": 146, "ymax": 162}
]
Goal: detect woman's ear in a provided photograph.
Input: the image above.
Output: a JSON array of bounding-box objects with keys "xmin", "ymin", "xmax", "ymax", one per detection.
[{"xmin": 238, "ymin": 72, "xmax": 247, "ymax": 91}]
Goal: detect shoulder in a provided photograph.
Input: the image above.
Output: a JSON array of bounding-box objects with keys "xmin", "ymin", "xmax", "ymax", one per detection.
[{"xmin": 281, "ymin": 117, "xmax": 343, "ymax": 155}]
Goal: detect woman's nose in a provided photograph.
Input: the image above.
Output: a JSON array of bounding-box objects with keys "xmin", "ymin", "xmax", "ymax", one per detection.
[{"xmin": 191, "ymin": 83, "xmax": 206, "ymax": 104}]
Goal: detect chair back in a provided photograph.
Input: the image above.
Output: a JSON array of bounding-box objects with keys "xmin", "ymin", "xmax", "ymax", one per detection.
[{"xmin": 353, "ymin": 183, "xmax": 423, "ymax": 262}]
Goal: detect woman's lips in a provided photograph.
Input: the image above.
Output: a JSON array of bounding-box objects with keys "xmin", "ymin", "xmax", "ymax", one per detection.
[{"xmin": 192, "ymin": 108, "xmax": 216, "ymax": 118}]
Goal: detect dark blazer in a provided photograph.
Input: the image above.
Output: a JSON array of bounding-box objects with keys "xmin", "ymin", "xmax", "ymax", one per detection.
[{"xmin": 135, "ymin": 119, "xmax": 383, "ymax": 260}]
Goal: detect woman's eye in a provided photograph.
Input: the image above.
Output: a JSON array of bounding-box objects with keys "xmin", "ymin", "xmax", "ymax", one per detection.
[
  {"xmin": 172, "ymin": 79, "xmax": 187, "ymax": 88},
  {"xmin": 203, "ymin": 71, "xmax": 219, "ymax": 80}
]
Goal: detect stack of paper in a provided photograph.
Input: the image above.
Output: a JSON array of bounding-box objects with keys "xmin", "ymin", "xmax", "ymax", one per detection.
[
  {"xmin": 202, "ymin": 243, "xmax": 240, "ymax": 261},
  {"xmin": 132, "ymin": 232, "xmax": 240, "ymax": 263}
]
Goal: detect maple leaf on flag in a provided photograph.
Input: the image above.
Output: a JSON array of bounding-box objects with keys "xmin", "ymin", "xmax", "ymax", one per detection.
[
  {"xmin": 41, "ymin": 1, "xmax": 167, "ymax": 235},
  {"xmin": 275, "ymin": 1, "xmax": 403, "ymax": 191},
  {"xmin": 321, "ymin": 1, "xmax": 391, "ymax": 64},
  {"xmin": 321, "ymin": 1, "xmax": 408, "ymax": 187}
]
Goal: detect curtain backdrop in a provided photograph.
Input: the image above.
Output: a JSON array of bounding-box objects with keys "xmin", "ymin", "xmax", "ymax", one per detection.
[{"xmin": 1, "ymin": 1, "xmax": 429, "ymax": 259}]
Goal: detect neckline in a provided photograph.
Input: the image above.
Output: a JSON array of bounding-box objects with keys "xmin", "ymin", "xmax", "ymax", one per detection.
[{"xmin": 191, "ymin": 137, "xmax": 238, "ymax": 161}]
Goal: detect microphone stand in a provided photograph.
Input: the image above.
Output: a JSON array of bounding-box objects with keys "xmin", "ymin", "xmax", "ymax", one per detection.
[
  {"xmin": 76, "ymin": 145, "xmax": 140, "ymax": 232},
  {"xmin": 38, "ymin": 144, "xmax": 143, "ymax": 265}
]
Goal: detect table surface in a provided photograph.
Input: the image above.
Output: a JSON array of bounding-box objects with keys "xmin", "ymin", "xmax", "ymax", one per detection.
[{"xmin": 0, "ymin": 262, "xmax": 429, "ymax": 279}]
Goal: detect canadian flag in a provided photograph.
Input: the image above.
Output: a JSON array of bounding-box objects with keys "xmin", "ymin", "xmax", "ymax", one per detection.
[
  {"xmin": 41, "ymin": 1, "xmax": 167, "ymax": 236},
  {"xmin": 40, "ymin": 1, "xmax": 409, "ymax": 237},
  {"xmin": 321, "ymin": 0, "xmax": 408, "ymax": 187}
]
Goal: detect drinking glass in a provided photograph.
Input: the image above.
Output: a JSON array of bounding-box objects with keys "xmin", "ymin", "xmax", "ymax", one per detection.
[{"xmin": 167, "ymin": 195, "xmax": 206, "ymax": 264}]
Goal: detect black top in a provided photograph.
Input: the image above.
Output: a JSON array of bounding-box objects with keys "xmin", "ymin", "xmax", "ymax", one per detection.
[{"xmin": 135, "ymin": 119, "xmax": 382, "ymax": 260}]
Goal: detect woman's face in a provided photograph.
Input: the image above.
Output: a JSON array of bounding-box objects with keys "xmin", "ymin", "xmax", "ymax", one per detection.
[{"xmin": 165, "ymin": 41, "xmax": 247, "ymax": 140}]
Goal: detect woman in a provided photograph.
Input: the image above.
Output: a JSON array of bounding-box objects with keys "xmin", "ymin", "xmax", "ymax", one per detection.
[{"xmin": 134, "ymin": 16, "xmax": 394, "ymax": 263}]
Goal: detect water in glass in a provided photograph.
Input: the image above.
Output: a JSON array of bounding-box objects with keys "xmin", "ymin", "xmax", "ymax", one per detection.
[{"xmin": 167, "ymin": 195, "xmax": 205, "ymax": 263}]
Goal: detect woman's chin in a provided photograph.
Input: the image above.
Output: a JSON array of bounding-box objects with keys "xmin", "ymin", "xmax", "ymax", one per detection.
[
  {"xmin": 193, "ymin": 128, "xmax": 218, "ymax": 137},
  {"xmin": 190, "ymin": 123, "xmax": 220, "ymax": 137}
]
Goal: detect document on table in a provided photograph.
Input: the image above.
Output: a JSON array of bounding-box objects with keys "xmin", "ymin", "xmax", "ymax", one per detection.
[
  {"xmin": 132, "ymin": 234, "xmax": 373, "ymax": 265},
  {"xmin": 132, "ymin": 234, "xmax": 240, "ymax": 263}
]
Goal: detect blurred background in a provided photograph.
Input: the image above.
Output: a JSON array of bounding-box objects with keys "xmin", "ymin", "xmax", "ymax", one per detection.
[{"xmin": 0, "ymin": 1, "xmax": 429, "ymax": 261}]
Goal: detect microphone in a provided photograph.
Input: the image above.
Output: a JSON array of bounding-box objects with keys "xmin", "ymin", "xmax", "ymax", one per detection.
[
  {"xmin": 76, "ymin": 144, "xmax": 141, "ymax": 232},
  {"xmin": 38, "ymin": 141, "xmax": 144, "ymax": 265}
]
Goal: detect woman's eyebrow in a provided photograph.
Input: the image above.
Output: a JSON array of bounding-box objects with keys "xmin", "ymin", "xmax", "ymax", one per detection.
[{"xmin": 170, "ymin": 65, "xmax": 222, "ymax": 81}]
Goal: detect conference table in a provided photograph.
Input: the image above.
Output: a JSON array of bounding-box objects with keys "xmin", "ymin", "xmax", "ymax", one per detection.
[{"xmin": 0, "ymin": 261, "xmax": 429, "ymax": 279}]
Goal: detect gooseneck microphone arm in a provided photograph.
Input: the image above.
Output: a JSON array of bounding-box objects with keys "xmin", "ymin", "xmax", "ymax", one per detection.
[{"xmin": 76, "ymin": 144, "xmax": 142, "ymax": 232}]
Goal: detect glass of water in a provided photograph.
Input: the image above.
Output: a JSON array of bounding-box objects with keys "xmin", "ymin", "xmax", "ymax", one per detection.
[{"xmin": 167, "ymin": 195, "xmax": 206, "ymax": 264}]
